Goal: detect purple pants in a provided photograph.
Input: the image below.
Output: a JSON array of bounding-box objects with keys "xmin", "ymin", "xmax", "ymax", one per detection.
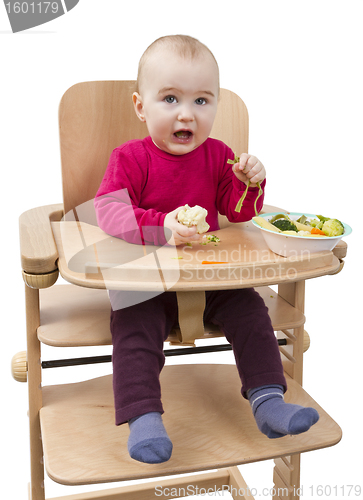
[{"xmin": 110, "ymin": 288, "xmax": 286, "ymax": 425}]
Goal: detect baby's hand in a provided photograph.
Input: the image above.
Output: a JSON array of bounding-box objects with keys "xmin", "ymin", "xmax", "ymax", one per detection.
[
  {"xmin": 164, "ymin": 207, "xmax": 203, "ymax": 246},
  {"xmin": 232, "ymin": 153, "xmax": 266, "ymax": 187}
]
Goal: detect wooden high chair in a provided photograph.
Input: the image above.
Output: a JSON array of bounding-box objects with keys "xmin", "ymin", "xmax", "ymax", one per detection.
[{"xmin": 13, "ymin": 81, "xmax": 346, "ymax": 500}]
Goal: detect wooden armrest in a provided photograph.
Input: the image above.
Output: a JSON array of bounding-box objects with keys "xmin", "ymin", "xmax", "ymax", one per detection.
[
  {"xmin": 260, "ymin": 204, "xmax": 288, "ymax": 214},
  {"xmin": 332, "ymin": 239, "xmax": 347, "ymax": 260},
  {"xmin": 19, "ymin": 203, "xmax": 64, "ymax": 274},
  {"xmin": 218, "ymin": 204, "xmax": 287, "ymax": 229}
]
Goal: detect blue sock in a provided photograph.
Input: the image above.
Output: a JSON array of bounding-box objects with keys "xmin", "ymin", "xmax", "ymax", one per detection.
[
  {"xmin": 248, "ymin": 385, "xmax": 319, "ymax": 439},
  {"xmin": 127, "ymin": 412, "xmax": 173, "ymax": 464}
]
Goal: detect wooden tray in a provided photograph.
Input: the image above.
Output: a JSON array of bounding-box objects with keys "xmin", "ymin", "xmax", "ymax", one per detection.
[{"xmin": 51, "ymin": 221, "xmax": 341, "ymax": 291}]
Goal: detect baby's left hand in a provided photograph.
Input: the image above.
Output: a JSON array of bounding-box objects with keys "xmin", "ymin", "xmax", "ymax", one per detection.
[{"xmin": 232, "ymin": 153, "xmax": 266, "ymax": 187}]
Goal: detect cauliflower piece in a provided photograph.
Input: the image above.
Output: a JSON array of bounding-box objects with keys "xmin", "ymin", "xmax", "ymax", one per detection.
[
  {"xmin": 177, "ymin": 204, "xmax": 210, "ymax": 234},
  {"xmin": 322, "ymin": 219, "xmax": 344, "ymax": 237},
  {"xmin": 298, "ymin": 230, "xmax": 312, "ymax": 236}
]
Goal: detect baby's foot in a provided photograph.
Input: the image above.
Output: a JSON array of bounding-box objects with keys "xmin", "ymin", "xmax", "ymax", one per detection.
[
  {"xmin": 128, "ymin": 412, "xmax": 173, "ymax": 463},
  {"xmin": 248, "ymin": 385, "xmax": 319, "ymax": 439}
]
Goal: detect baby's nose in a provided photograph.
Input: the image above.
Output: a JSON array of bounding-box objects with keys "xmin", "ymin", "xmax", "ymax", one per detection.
[{"xmin": 178, "ymin": 106, "xmax": 194, "ymax": 122}]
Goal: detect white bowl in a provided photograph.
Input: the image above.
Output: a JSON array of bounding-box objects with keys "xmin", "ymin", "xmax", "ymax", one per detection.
[{"xmin": 252, "ymin": 212, "xmax": 352, "ymax": 257}]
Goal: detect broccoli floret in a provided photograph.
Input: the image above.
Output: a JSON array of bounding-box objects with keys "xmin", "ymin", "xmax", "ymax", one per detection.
[
  {"xmin": 310, "ymin": 219, "xmax": 324, "ymax": 229},
  {"xmin": 317, "ymin": 215, "xmax": 330, "ymax": 223},
  {"xmin": 272, "ymin": 219, "xmax": 298, "ymax": 232},
  {"xmin": 322, "ymin": 219, "xmax": 344, "ymax": 237}
]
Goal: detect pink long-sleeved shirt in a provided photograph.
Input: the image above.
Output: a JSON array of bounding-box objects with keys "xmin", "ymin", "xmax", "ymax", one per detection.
[{"xmin": 95, "ymin": 136, "xmax": 265, "ymax": 245}]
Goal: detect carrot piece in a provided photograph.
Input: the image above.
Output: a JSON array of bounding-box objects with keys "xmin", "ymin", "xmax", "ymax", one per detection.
[
  {"xmin": 201, "ymin": 261, "xmax": 228, "ymax": 264},
  {"xmin": 311, "ymin": 227, "xmax": 326, "ymax": 235}
]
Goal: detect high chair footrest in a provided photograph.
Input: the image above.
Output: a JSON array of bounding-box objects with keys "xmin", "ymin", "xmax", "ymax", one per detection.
[
  {"xmin": 39, "ymin": 467, "xmax": 253, "ymax": 500},
  {"xmin": 39, "ymin": 364, "xmax": 341, "ymax": 486}
]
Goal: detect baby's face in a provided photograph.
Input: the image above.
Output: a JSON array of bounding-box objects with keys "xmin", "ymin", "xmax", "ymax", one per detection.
[{"xmin": 133, "ymin": 48, "xmax": 219, "ymax": 155}]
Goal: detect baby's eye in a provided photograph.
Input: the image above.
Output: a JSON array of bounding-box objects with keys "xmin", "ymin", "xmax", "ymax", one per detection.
[
  {"xmin": 164, "ymin": 95, "xmax": 177, "ymax": 104},
  {"xmin": 195, "ymin": 97, "xmax": 207, "ymax": 105}
]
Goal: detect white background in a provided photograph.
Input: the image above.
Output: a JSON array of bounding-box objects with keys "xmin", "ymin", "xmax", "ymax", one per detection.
[{"xmin": 1, "ymin": 1, "xmax": 362, "ymax": 498}]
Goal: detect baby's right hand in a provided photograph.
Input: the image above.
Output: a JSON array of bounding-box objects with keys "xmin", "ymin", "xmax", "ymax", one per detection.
[{"xmin": 164, "ymin": 207, "xmax": 202, "ymax": 246}]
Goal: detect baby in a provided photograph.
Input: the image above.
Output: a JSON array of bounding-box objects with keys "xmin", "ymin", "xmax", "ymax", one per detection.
[{"xmin": 95, "ymin": 35, "xmax": 319, "ymax": 464}]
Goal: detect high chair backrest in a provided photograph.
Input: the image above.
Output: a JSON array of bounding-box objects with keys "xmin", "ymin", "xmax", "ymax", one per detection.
[{"xmin": 59, "ymin": 81, "xmax": 249, "ymax": 215}]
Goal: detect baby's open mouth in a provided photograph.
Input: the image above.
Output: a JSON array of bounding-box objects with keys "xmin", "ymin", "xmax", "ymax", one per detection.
[{"xmin": 174, "ymin": 130, "xmax": 193, "ymax": 139}]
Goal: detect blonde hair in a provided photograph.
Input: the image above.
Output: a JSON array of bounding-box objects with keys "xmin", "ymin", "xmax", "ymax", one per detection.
[{"xmin": 136, "ymin": 34, "xmax": 220, "ymax": 93}]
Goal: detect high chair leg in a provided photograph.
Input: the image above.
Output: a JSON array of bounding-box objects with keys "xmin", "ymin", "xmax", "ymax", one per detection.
[
  {"xmin": 273, "ymin": 455, "xmax": 301, "ymax": 500},
  {"xmin": 278, "ymin": 281, "xmax": 305, "ymax": 385},
  {"xmin": 275, "ymin": 281, "xmax": 306, "ymax": 499},
  {"xmin": 25, "ymin": 284, "xmax": 45, "ymax": 500}
]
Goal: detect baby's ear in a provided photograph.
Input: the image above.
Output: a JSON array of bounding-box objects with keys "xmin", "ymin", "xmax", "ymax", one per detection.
[{"xmin": 132, "ymin": 93, "xmax": 146, "ymax": 122}]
